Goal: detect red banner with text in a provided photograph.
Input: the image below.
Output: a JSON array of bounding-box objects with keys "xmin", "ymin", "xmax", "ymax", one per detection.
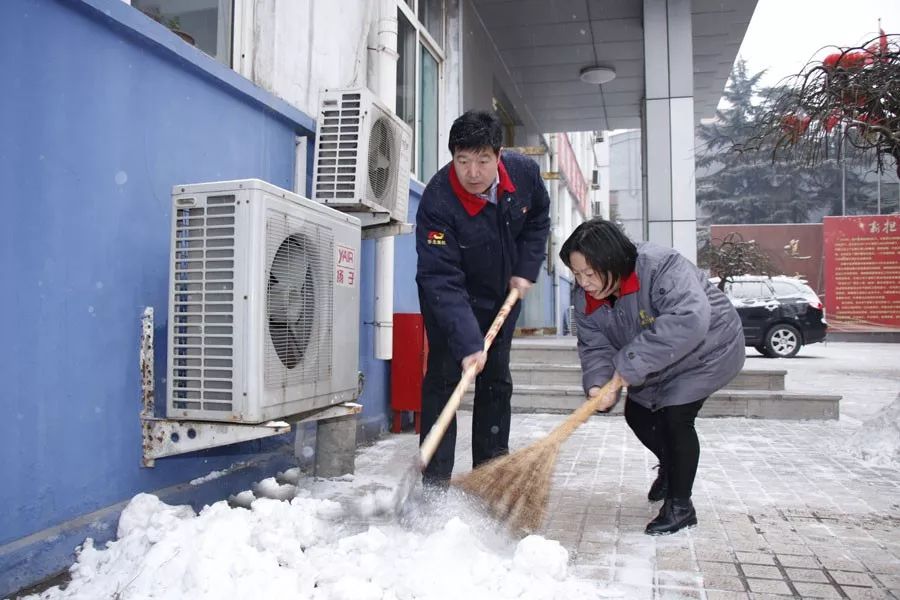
[
  {"xmin": 823, "ymin": 215, "xmax": 900, "ymax": 331},
  {"xmin": 557, "ymin": 134, "xmax": 589, "ymax": 217}
]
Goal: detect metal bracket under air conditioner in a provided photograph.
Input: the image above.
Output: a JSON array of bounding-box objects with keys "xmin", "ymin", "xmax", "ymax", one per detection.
[
  {"xmin": 141, "ymin": 418, "xmax": 292, "ymax": 468},
  {"xmin": 347, "ymin": 211, "xmax": 414, "ymax": 239},
  {"xmin": 139, "ymin": 307, "xmax": 361, "ymax": 467}
]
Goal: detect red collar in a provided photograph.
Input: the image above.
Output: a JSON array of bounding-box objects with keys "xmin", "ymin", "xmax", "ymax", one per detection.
[
  {"xmin": 449, "ymin": 158, "xmax": 517, "ymax": 217},
  {"xmin": 584, "ymin": 271, "xmax": 640, "ymax": 315}
]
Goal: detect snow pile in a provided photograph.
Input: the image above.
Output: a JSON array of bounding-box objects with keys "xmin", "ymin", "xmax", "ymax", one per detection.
[
  {"xmin": 23, "ymin": 492, "xmax": 611, "ymax": 600},
  {"xmin": 845, "ymin": 394, "xmax": 900, "ymax": 468}
]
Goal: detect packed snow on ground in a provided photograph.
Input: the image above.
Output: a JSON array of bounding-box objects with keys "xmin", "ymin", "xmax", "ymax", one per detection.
[
  {"xmin": 844, "ymin": 393, "xmax": 900, "ymax": 468},
  {"xmin": 19, "ymin": 488, "xmax": 620, "ymax": 600}
]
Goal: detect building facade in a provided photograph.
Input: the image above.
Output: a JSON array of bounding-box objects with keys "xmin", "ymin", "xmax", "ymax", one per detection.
[{"xmin": 0, "ymin": 0, "xmax": 754, "ymax": 594}]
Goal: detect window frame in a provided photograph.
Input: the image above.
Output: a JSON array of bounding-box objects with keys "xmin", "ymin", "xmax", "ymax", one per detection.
[
  {"xmin": 396, "ymin": 0, "xmax": 445, "ymax": 183},
  {"xmin": 131, "ymin": 0, "xmax": 235, "ymax": 67}
]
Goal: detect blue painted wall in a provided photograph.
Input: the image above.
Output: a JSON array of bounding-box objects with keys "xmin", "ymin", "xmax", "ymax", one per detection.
[
  {"xmin": 0, "ymin": 0, "xmax": 398, "ymax": 594},
  {"xmin": 0, "ymin": 0, "xmax": 307, "ymax": 540},
  {"xmin": 394, "ymin": 181, "xmax": 424, "ymax": 314}
]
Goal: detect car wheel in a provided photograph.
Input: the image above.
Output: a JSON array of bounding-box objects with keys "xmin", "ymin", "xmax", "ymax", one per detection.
[
  {"xmin": 764, "ymin": 324, "xmax": 801, "ymax": 358},
  {"xmin": 754, "ymin": 345, "xmax": 768, "ymax": 356}
]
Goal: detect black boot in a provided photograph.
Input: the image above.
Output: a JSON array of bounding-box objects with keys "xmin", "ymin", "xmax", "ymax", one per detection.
[
  {"xmin": 648, "ymin": 464, "xmax": 668, "ymax": 502},
  {"xmin": 645, "ymin": 498, "xmax": 697, "ymax": 535}
]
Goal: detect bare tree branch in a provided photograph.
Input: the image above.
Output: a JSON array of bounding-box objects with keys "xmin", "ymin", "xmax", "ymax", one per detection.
[{"xmin": 737, "ymin": 34, "xmax": 900, "ymax": 177}]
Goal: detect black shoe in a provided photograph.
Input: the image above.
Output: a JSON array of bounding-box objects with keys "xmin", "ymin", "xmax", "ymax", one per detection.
[
  {"xmin": 645, "ymin": 498, "xmax": 697, "ymax": 535},
  {"xmin": 648, "ymin": 465, "xmax": 668, "ymax": 502}
]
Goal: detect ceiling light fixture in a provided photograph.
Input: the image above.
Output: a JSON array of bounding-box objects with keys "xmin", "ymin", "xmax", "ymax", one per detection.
[{"xmin": 579, "ymin": 66, "xmax": 616, "ymax": 85}]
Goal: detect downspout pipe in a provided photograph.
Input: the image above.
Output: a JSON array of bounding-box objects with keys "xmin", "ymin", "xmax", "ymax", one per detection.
[
  {"xmin": 368, "ymin": 0, "xmax": 398, "ymax": 360},
  {"xmin": 550, "ymin": 134, "xmax": 563, "ymax": 335}
]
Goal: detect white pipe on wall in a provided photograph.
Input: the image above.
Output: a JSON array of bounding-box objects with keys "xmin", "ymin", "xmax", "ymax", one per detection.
[
  {"xmin": 368, "ymin": 0, "xmax": 398, "ymax": 360},
  {"xmin": 550, "ymin": 134, "xmax": 563, "ymax": 335}
]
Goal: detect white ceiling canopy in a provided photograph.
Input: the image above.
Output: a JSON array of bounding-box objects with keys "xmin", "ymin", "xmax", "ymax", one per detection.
[{"xmin": 470, "ymin": 0, "xmax": 757, "ymax": 132}]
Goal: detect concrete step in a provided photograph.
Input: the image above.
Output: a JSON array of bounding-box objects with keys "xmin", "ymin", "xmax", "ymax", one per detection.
[
  {"xmin": 462, "ymin": 385, "xmax": 839, "ymax": 420},
  {"xmin": 510, "ymin": 339, "xmax": 577, "ymax": 364},
  {"xmin": 509, "ymin": 363, "xmax": 786, "ymax": 391}
]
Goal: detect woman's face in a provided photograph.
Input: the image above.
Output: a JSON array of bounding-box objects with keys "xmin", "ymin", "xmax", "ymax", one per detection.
[{"xmin": 568, "ymin": 251, "xmax": 619, "ymax": 300}]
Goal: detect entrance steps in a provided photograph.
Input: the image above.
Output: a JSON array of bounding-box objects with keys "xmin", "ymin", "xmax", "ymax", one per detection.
[{"xmin": 461, "ymin": 337, "xmax": 840, "ymax": 420}]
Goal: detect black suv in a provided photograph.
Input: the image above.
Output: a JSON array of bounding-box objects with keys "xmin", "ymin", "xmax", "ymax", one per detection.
[{"xmin": 713, "ymin": 276, "xmax": 828, "ymax": 358}]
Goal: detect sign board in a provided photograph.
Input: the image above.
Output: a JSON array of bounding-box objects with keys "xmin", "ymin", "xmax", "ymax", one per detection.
[
  {"xmin": 823, "ymin": 215, "xmax": 900, "ymax": 331},
  {"xmin": 556, "ymin": 134, "xmax": 589, "ymax": 217},
  {"xmin": 709, "ymin": 224, "xmax": 824, "ymax": 296}
]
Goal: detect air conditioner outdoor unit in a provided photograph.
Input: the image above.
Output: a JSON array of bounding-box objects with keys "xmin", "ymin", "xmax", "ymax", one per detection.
[
  {"xmin": 166, "ymin": 179, "xmax": 361, "ymax": 424},
  {"xmin": 312, "ymin": 87, "xmax": 412, "ymax": 224}
]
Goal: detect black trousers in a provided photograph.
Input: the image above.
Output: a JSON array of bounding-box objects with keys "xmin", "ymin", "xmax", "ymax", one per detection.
[
  {"xmin": 624, "ymin": 397, "xmax": 706, "ymax": 499},
  {"xmin": 418, "ymin": 303, "xmax": 519, "ymax": 483}
]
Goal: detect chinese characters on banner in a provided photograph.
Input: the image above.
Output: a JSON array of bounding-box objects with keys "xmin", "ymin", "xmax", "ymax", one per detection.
[
  {"xmin": 335, "ymin": 244, "xmax": 357, "ymax": 288},
  {"xmin": 823, "ymin": 216, "xmax": 900, "ymax": 331},
  {"xmin": 556, "ymin": 134, "xmax": 589, "ymax": 217}
]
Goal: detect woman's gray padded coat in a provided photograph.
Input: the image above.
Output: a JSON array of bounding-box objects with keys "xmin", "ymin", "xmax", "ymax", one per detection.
[{"xmin": 574, "ymin": 242, "xmax": 745, "ymax": 411}]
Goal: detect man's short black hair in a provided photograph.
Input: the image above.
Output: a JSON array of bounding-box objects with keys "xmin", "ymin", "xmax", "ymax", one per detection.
[
  {"xmin": 448, "ymin": 110, "xmax": 503, "ymax": 155},
  {"xmin": 559, "ymin": 218, "xmax": 638, "ymax": 278}
]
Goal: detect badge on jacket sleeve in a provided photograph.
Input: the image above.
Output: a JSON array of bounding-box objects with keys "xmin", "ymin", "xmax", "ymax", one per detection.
[
  {"xmin": 427, "ymin": 231, "xmax": 446, "ymax": 246},
  {"xmin": 639, "ymin": 309, "xmax": 655, "ymax": 328}
]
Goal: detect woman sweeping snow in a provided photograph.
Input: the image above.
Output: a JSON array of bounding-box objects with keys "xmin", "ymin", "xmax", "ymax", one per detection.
[{"xmin": 560, "ymin": 218, "xmax": 745, "ymax": 535}]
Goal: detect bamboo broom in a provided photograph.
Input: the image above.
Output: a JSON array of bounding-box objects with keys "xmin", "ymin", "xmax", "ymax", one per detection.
[
  {"xmin": 452, "ymin": 378, "xmax": 620, "ymax": 533},
  {"xmin": 391, "ymin": 288, "xmax": 521, "ymax": 511}
]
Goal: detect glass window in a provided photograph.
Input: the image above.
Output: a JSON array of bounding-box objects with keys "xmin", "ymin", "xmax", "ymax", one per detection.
[
  {"xmin": 396, "ymin": 10, "xmax": 417, "ymax": 138},
  {"xmin": 771, "ymin": 281, "xmax": 801, "ymax": 297},
  {"xmin": 133, "ymin": 0, "xmax": 233, "ymax": 65},
  {"xmin": 419, "ymin": 46, "xmax": 439, "ymax": 180},
  {"xmin": 730, "ymin": 281, "xmax": 770, "ymax": 299},
  {"xmin": 419, "ymin": 0, "xmax": 444, "ymax": 48},
  {"xmin": 396, "ymin": 1, "xmax": 444, "ymax": 182}
]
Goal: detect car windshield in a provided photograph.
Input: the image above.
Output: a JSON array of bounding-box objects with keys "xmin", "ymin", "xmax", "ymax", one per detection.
[{"xmin": 728, "ymin": 281, "xmax": 772, "ymax": 299}]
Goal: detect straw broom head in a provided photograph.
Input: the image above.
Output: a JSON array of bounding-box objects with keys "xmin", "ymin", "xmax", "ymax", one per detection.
[
  {"xmin": 452, "ymin": 436, "xmax": 562, "ymax": 532},
  {"xmin": 452, "ymin": 380, "xmax": 619, "ymax": 533}
]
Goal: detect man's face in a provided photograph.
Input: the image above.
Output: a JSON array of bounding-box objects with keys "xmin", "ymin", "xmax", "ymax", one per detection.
[{"xmin": 452, "ymin": 147, "xmax": 500, "ymax": 195}]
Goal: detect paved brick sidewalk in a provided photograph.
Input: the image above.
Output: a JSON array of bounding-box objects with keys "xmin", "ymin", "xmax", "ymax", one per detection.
[
  {"xmin": 320, "ymin": 411, "xmax": 899, "ymax": 600},
  {"xmin": 534, "ymin": 414, "xmax": 900, "ymax": 599}
]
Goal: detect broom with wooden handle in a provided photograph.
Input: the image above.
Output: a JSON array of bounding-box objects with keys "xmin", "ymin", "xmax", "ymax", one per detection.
[
  {"xmin": 391, "ymin": 288, "xmax": 521, "ymax": 510},
  {"xmin": 452, "ymin": 378, "xmax": 621, "ymax": 532}
]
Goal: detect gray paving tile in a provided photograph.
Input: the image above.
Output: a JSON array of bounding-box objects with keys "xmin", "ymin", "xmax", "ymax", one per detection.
[
  {"xmin": 701, "ymin": 573, "xmax": 747, "ymax": 592},
  {"xmin": 736, "ymin": 551, "xmax": 777, "ymax": 565},
  {"xmin": 741, "ymin": 564, "xmax": 784, "ymax": 580},
  {"xmin": 784, "ymin": 567, "xmax": 829, "ymax": 583},
  {"xmin": 818, "ymin": 557, "xmax": 867, "ymax": 572},
  {"xmin": 705, "ymin": 592, "xmax": 750, "ymax": 600},
  {"xmin": 775, "ymin": 554, "xmax": 820, "ymax": 568},
  {"xmin": 791, "ymin": 581, "xmax": 842, "ymax": 598},
  {"xmin": 842, "ymin": 586, "xmax": 895, "ymax": 599},
  {"xmin": 657, "ymin": 588, "xmax": 703, "ymax": 599},
  {"xmin": 873, "ymin": 573, "xmax": 900, "ymax": 588},
  {"xmin": 745, "ymin": 577, "xmax": 793, "ymax": 594},
  {"xmin": 829, "ymin": 570, "xmax": 878, "ymax": 587},
  {"xmin": 699, "ymin": 561, "xmax": 740, "ymax": 576}
]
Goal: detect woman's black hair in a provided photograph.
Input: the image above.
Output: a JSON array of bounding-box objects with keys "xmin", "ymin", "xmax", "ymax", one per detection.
[
  {"xmin": 448, "ymin": 110, "xmax": 503, "ymax": 155},
  {"xmin": 559, "ymin": 218, "xmax": 638, "ymax": 278}
]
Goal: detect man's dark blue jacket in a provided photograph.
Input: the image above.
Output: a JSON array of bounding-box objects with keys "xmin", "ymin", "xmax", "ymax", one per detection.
[{"xmin": 415, "ymin": 151, "xmax": 551, "ymax": 362}]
